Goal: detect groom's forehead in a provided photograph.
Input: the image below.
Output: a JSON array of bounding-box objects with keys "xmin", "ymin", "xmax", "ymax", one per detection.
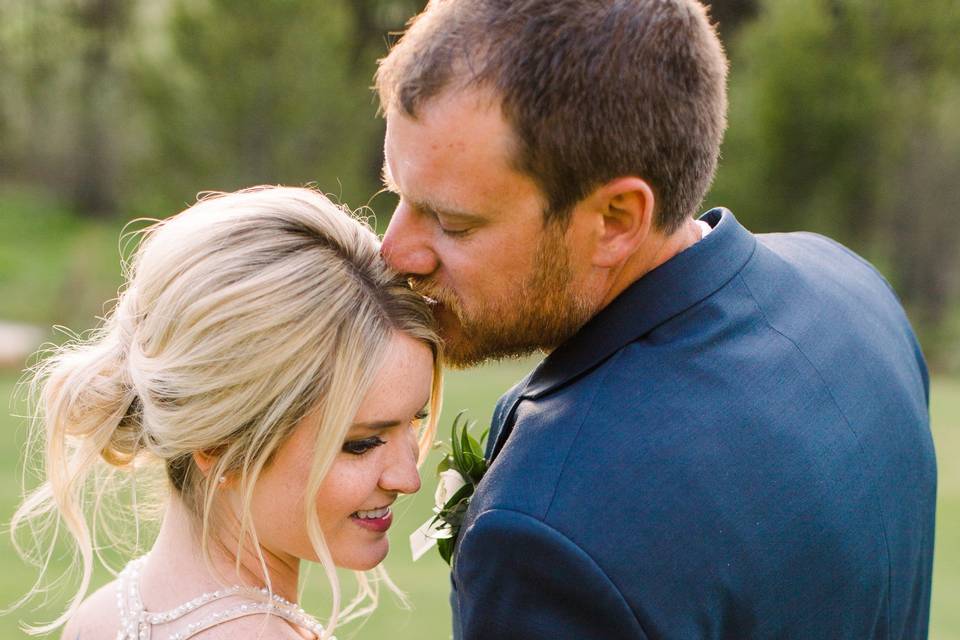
[{"xmin": 383, "ymin": 86, "xmax": 547, "ymax": 205}]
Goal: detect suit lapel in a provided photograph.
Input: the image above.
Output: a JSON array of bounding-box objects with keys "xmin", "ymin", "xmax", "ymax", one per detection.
[
  {"xmin": 488, "ymin": 394, "xmax": 523, "ymax": 462},
  {"xmin": 485, "ymin": 371, "xmax": 534, "ymax": 461}
]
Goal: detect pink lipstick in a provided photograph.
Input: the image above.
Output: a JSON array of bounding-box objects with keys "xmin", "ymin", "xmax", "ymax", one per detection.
[{"xmin": 351, "ymin": 508, "xmax": 393, "ymax": 533}]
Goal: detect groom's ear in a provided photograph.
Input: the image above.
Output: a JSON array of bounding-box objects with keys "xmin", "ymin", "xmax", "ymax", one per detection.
[{"xmin": 585, "ymin": 176, "xmax": 656, "ymax": 269}]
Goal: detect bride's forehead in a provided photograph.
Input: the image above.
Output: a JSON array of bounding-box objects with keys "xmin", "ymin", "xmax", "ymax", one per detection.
[{"xmin": 354, "ymin": 335, "xmax": 434, "ymax": 420}]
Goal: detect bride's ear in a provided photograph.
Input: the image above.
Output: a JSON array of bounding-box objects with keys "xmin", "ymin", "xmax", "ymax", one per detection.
[
  {"xmin": 192, "ymin": 450, "xmax": 227, "ymax": 485},
  {"xmin": 588, "ymin": 177, "xmax": 656, "ymax": 269}
]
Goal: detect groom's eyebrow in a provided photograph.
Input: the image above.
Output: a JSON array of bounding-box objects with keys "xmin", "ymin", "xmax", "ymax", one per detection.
[{"xmin": 381, "ymin": 162, "xmax": 486, "ymax": 223}]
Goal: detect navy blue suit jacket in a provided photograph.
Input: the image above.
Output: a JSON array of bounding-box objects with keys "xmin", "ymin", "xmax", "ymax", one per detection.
[{"xmin": 450, "ymin": 209, "xmax": 936, "ymax": 639}]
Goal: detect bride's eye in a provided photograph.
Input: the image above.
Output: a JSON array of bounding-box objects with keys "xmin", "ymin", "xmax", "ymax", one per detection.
[{"xmin": 342, "ymin": 436, "xmax": 386, "ymax": 456}]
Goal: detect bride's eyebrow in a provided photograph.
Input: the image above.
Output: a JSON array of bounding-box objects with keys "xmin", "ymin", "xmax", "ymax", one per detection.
[
  {"xmin": 350, "ymin": 402, "xmax": 430, "ymax": 431},
  {"xmin": 350, "ymin": 420, "xmax": 400, "ymax": 431}
]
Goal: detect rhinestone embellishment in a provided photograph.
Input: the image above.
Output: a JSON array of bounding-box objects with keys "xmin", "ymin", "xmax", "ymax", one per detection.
[{"xmin": 115, "ymin": 557, "xmax": 333, "ymax": 640}]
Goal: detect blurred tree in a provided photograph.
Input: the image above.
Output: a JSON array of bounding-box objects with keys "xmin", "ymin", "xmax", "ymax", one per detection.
[
  {"xmin": 708, "ymin": 0, "xmax": 960, "ymax": 361},
  {"xmin": 0, "ymin": 0, "xmax": 139, "ymax": 218},
  {"xmin": 878, "ymin": 0, "xmax": 960, "ymax": 348},
  {"xmin": 0, "ymin": 3, "xmax": 10, "ymax": 176},
  {"xmin": 704, "ymin": 0, "xmax": 758, "ymax": 45},
  {"xmin": 343, "ymin": 0, "xmax": 427, "ymax": 204},
  {"xmin": 0, "ymin": 0, "xmax": 427, "ymax": 214},
  {"xmin": 133, "ymin": 0, "xmax": 424, "ymax": 216},
  {"xmin": 344, "ymin": 0, "xmax": 425, "ymax": 73},
  {"xmin": 0, "ymin": 1, "xmax": 68, "ymax": 186},
  {"xmin": 70, "ymin": 0, "xmax": 134, "ymax": 217}
]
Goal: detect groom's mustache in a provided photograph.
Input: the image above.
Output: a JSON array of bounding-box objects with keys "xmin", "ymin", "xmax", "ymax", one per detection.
[{"xmin": 409, "ymin": 278, "xmax": 463, "ymax": 318}]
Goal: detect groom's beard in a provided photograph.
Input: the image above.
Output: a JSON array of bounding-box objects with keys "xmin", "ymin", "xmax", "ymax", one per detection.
[{"xmin": 412, "ymin": 227, "xmax": 596, "ymax": 369}]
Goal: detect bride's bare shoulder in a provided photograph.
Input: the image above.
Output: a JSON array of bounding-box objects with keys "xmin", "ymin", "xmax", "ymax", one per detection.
[{"xmin": 60, "ymin": 579, "xmax": 121, "ymax": 640}]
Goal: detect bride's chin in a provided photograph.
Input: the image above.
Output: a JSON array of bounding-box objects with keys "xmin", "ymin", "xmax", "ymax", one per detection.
[{"xmin": 334, "ymin": 543, "xmax": 389, "ymax": 572}]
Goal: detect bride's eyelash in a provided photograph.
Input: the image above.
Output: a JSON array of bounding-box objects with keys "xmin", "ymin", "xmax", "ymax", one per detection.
[
  {"xmin": 342, "ymin": 436, "xmax": 386, "ymax": 456},
  {"xmin": 415, "ymin": 408, "xmax": 429, "ymax": 422}
]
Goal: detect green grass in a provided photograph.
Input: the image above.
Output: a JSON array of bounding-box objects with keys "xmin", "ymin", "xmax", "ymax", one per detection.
[
  {"xmin": 0, "ymin": 366, "xmax": 957, "ymax": 638},
  {"xmin": 932, "ymin": 377, "xmax": 960, "ymax": 640},
  {"xmin": 0, "ymin": 187, "xmax": 128, "ymax": 330}
]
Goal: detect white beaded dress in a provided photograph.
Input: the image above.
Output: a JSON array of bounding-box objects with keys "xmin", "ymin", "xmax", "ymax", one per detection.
[{"xmin": 115, "ymin": 557, "xmax": 332, "ymax": 640}]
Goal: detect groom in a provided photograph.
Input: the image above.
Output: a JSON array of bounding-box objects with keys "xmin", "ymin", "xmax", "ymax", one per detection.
[{"xmin": 377, "ymin": 0, "xmax": 937, "ymax": 638}]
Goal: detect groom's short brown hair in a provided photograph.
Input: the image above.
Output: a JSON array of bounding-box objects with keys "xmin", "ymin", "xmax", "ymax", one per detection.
[{"xmin": 376, "ymin": 0, "xmax": 729, "ymax": 233}]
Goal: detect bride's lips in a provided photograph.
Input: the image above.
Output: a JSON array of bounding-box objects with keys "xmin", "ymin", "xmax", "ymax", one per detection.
[{"xmin": 350, "ymin": 508, "xmax": 393, "ymax": 533}]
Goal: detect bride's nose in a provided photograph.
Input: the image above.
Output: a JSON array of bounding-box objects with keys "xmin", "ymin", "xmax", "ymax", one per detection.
[{"xmin": 378, "ymin": 433, "xmax": 422, "ymax": 495}]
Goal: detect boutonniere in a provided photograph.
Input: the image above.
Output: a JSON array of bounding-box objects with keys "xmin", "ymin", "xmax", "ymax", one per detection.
[{"xmin": 410, "ymin": 412, "xmax": 489, "ymax": 566}]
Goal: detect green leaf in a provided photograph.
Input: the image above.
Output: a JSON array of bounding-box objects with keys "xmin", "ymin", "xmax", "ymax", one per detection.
[
  {"xmin": 465, "ymin": 431, "xmax": 484, "ymax": 458},
  {"xmin": 450, "ymin": 413, "xmax": 465, "ymax": 467},
  {"xmin": 436, "ymin": 455, "xmax": 453, "ymax": 475},
  {"xmin": 459, "ymin": 420, "xmax": 473, "ymax": 457},
  {"xmin": 437, "ymin": 536, "xmax": 454, "ymax": 565}
]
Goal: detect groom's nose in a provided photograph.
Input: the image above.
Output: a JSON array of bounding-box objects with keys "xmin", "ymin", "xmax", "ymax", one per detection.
[{"xmin": 381, "ymin": 202, "xmax": 439, "ymax": 276}]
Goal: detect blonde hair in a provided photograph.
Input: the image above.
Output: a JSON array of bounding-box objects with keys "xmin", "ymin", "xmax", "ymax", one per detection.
[{"xmin": 9, "ymin": 186, "xmax": 442, "ymax": 637}]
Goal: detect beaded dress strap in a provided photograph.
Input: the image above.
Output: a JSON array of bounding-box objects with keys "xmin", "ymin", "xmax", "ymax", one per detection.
[
  {"xmin": 115, "ymin": 557, "xmax": 331, "ymax": 640},
  {"xmin": 116, "ymin": 558, "xmax": 145, "ymax": 640}
]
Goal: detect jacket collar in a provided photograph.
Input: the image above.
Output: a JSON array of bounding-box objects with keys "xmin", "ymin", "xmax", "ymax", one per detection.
[{"xmin": 521, "ymin": 208, "xmax": 756, "ymax": 399}]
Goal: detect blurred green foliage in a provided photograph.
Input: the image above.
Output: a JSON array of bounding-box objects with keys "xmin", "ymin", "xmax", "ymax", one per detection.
[
  {"xmin": 711, "ymin": 0, "xmax": 960, "ymax": 364},
  {"xmin": 136, "ymin": 0, "xmax": 378, "ymax": 209},
  {"xmin": 0, "ymin": 0, "xmax": 423, "ymax": 217},
  {"xmin": 1, "ymin": 0, "xmax": 958, "ymax": 364}
]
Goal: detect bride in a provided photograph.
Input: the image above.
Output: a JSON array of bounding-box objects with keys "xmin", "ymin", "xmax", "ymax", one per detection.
[{"xmin": 10, "ymin": 187, "xmax": 441, "ymax": 639}]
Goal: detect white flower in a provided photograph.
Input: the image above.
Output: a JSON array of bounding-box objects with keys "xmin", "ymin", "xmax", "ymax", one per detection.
[{"xmin": 435, "ymin": 468, "xmax": 468, "ymax": 510}]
